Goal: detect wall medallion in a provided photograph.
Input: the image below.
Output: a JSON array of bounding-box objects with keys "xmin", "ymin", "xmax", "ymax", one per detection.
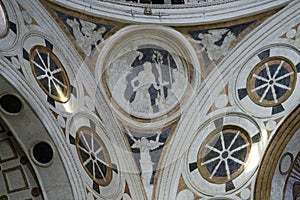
[
  {"xmin": 22, "ymin": 34, "xmax": 80, "ymax": 113},
  {"xmin": 97, "ymin": 25, "xmax": 199, "ymax": 126},
  {"xmin": 75, "ymin": 126, "xmax": 112, "ymax": 186},
  {"xmin": 234, "ymin": 45, "xmax": 300, "ymax": 117},
  {"xmin": 247, "ymin": 57, "xmax": 296, "ymax": 107},
  {"xmin": 30, "ymin": 45, "xmax": 70, "ymax": 103},
  {"xmin": 185, "ymin": 114, "xmax": 264, "ymax": 196},
  {"xmin": 68, "ymin": 114, "xmax": 124, "ymax": 199},
  {"xmin": 198, "ymin": 126, "xmax": 251, "ymax": 184}
]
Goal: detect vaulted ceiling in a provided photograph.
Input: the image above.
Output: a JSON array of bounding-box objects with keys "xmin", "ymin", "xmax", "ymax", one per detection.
[{"xmin": 0, "ymin": 0, "xmax": 299, "ymax": 199}]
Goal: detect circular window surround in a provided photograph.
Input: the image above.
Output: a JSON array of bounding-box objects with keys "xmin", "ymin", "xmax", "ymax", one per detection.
[
  {"xmin": 184, "ymin": 113, "xmax": 266, "ymax": 196},
  {"xmin": 0, "ymin": 93, "xmax": 24, "ymax": 115},
  {"xmin": 21, "ymin": 33, "xmax": 82, "ymax": 114},
  {"xmin": 29, "ymin": 45, "xmax": 71, "ymax": 103},
  {"xmin": 197, "ymin": 125, "xmax": 252, "ymax": 184},
  {"xmin": 68, "ymin": 113, "xmax": 125, "ymax": 199},
  {"xmin": 30, "ymin": 140, "xmax": 55, "ymax": 167},
  {"xmin": 246, "ymin": 56, "xmax": 297, "ymax": 107},
  {"xmin": 96, "ymin": 25, "xmax": 199, "ymax": 129},
  {"xmin": 75, "ymin": 126, "xmax": 113, "ymax": 186},
  {"xmin": 233, "ymin": 44, "xmax": 300, "ymax": 118}
]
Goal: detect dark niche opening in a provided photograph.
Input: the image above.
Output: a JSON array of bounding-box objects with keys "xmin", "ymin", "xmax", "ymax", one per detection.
[
  {"xmin": 33, "ymin": 142, "xmax": 53, "ymax": 165},
  {"xmin": 0, "ymin": 94, "xmax": 22, "ymax": 114}
]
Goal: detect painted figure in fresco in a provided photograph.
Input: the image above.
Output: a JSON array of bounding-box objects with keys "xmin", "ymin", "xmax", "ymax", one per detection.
[
  {"xmin": 127, "ymin": 130, "xmax": 164, "ymax": 200},
  {"xmin": 66, "ymin": 18, "xmax": 106, "ymax": 56},
  {"xmin": 130, "ymin": 61, "xmax": 161, "ymax": 111},
  {"xmin": 124, "ymin": 47, "xmax": 177, "ymax": 113},
  {"xmin": 197, "ymin": 28, "xmax": 236, "ymax": 61}
]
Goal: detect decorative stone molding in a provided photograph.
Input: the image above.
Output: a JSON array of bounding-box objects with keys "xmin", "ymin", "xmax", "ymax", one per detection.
[
  {"xmin": 184, "ymin": 113, "xmax": 265, "ymax": 196},
  {"xmin": 155, "ymin": 1, "xmax": 300, "ymax": 199},
  {"xmin": 68, "ymin": 113, "xmax": 125, "ymax": 199},
  {"xmin": 254, "ymin": 105, "xmax": 300, "ymax": 200},
  {"xmin": 0, "ymin": 76, "xmax": 79, "ymax": 200},
  {"xmin": 48, "ymin": 0, "xmax": 290, "ymax": 25}
]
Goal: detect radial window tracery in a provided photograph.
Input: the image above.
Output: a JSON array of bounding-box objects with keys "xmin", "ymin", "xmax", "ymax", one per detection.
[
  {"xmin": 30, "ymin": 46, "xmax": 70, "ymax": 103},
  {"xmin": 198, "ymin": 127, "xmax": 251, "ymax": 184},
  {"xmin": 76, "ymin": 127, "xmax": 113, "ymax": 186},
  {"xmin": 247, "ymin": 57, "xmax": 296, "ymax": 107}
]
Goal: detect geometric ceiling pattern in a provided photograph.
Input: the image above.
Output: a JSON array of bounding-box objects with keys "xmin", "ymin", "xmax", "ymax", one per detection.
[
  {"xmin": 0, "ymin": 0, "xmax": 299, "ymax": 200},
  {"xmin": 0, "ymin": 118, "xmax": 43, "ymax": 200}
]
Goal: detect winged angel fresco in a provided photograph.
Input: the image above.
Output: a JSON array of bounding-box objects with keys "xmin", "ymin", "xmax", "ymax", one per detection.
[{"xmin": 66, "ymin": 18, "xmax": 106, "ymax": 56}]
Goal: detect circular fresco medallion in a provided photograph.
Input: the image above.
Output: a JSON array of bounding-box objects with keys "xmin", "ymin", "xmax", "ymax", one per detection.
[
  {"xmin": 198, "ymin": 126, "xmax": 251, "ymax": 184},
  {"xmin": 247, "ymin": 57, "xmax": 296, "ymax": 107},
  {"xmin": 105, "ymin": 46, "xmax": 190, "ymax": 119},
  {"xmin": 98, "ymin": 26, "xmax": 198, "ymax": 123},
  {"xmin": 76, "ymin": 126, "xmax": 112, "ymax": 186},
  {"xmin": 30, "ymin": 45, "xmax": 71, "ymax": 103}
]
